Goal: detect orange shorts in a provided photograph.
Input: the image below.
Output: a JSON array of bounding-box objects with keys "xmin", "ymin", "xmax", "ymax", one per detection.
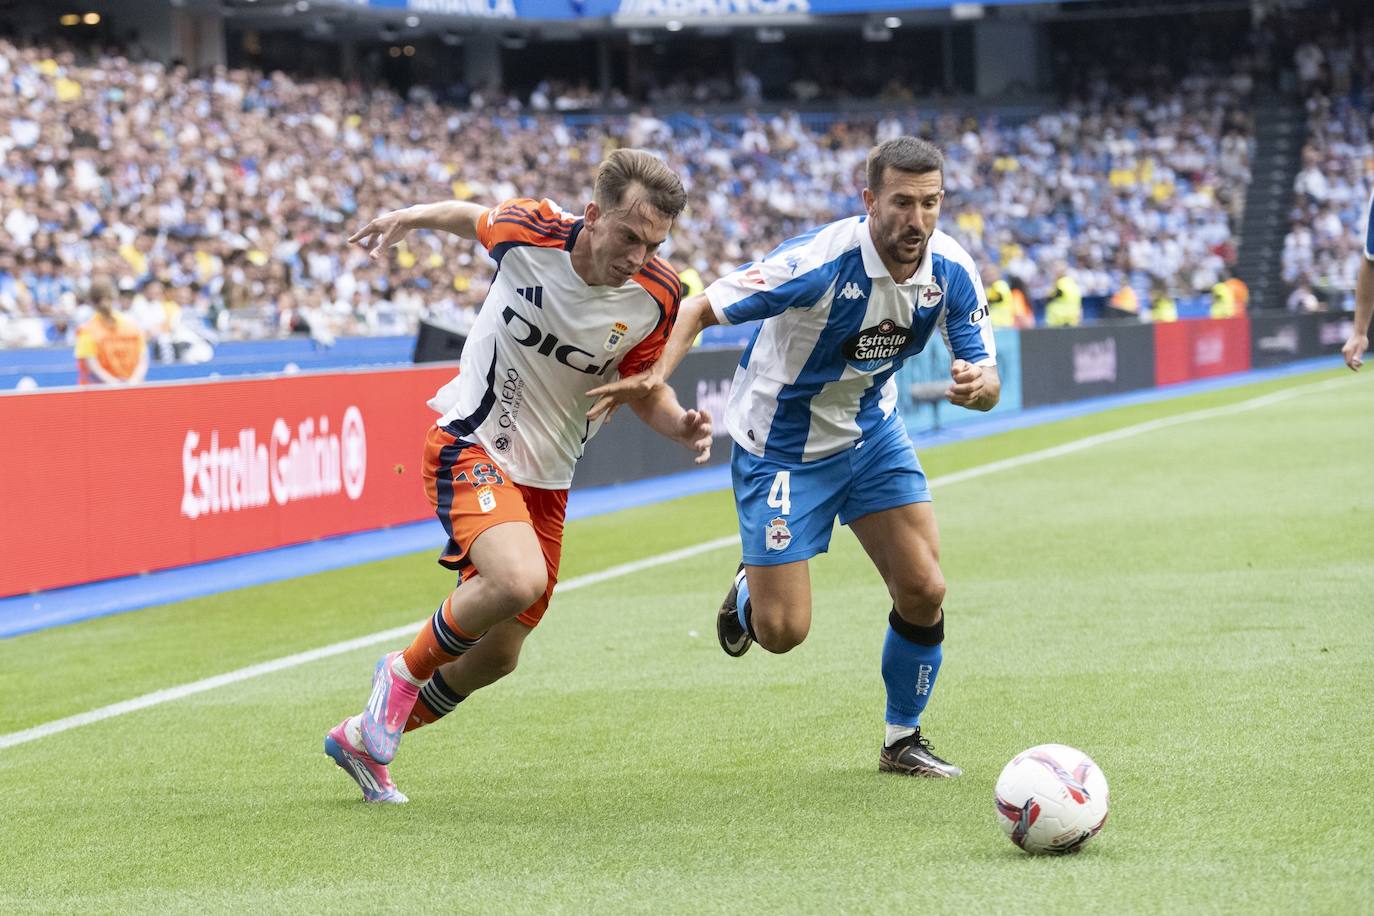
[{"xmin": 422, "ymin": 425, "xmax": 567, "ymax": 628}]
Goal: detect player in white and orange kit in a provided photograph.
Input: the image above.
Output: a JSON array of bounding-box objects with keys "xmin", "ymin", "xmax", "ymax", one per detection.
[{"xmin": 322, "ymin": 150, "xmax": 712, "ymax": 803}]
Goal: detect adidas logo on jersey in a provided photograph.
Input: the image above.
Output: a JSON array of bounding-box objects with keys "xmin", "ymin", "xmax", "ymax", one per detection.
[
  {"xmin": 515, "ymin": 286, "xmax": 544, "ymax": 308},
  {"xmin": 838, "ymin": 282, "xmax": 865, "ymax": 300}
]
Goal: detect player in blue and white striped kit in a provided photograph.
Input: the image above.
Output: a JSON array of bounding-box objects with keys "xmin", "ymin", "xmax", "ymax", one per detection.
[
  {"xmin": 1342, "ymin": 187, "xmax": 1374, "ymax": 370},
  {"xmin": 588, "ymin": 137, "xmax": 1000, "ymax": 777}
]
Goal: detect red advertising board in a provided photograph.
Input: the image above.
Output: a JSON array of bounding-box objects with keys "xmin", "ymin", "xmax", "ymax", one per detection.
[
  {"xmin": 0, "ymin": 366, "xmax": 456, "ymax": 597},
  {"xmin": 1154, "ymin": 317, "xmax": 1252, "ymax": 386}
]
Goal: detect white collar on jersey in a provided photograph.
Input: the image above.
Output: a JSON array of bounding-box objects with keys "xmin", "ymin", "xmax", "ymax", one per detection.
[{"xmin": 859, "ymin": 217, "xmax": 935, "ymax": 287}]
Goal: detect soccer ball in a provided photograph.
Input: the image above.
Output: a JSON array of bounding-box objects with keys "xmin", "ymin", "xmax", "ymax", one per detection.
[{"xmin": 994, "ymin": 744, "xmax": 1109, "ymax": 854}]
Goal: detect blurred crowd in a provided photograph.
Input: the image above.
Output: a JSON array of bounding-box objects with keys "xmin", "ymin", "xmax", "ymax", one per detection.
[
  {"xmin": 1281, "ymin": 19, "xmax": 1374, "ymax": 310},
  {"xmin": 0, "ymin": 32, "xmax": 1256, "ymax": 350}
]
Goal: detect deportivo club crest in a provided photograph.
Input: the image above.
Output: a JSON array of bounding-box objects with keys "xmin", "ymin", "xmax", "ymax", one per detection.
[
  {"xmin": 765, "ymin": 517, "xmax": 792, "ymax": 551},
  {"xmin": 604, "ymin": 321, "xmax": 630, "ymax": 351},
  {"xmin": 920, "ymin": 285, "xmax": 943, "ymax": 308}
]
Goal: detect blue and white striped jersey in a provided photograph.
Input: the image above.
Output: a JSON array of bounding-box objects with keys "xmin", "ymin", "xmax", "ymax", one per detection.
[
  {"xmin": 1364, "ymin": 188, "xmax": 1374, "ymax": 260},
  {"xmin": 705, "ymin": 216, "xmax": 995, "ymax": 463}
]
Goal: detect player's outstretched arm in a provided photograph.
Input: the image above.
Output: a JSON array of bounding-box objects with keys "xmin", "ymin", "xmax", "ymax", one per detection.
[
  {"xmin": 945, "ymin": 359, "xmax": 1000, "ymax": 411},
  {"xmin": 585, "ymin": 293, "xmax": 718, "ymax": 420},
  {"xmin": 348, "ymin": 201, "xmax": 488, "ymax": 261},
  {"xmin": 629, "ymin": 384, "xmax": 713, "ymax": 465},
  {"xmin": 1343, "ymin": 258, "xmax": 1373, "ymax": 371}
]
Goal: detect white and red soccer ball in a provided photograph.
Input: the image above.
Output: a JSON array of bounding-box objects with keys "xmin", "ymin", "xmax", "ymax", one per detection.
[{"xmin": 994, "ymin": 744, "xmax": 1109, "ymax": 854}]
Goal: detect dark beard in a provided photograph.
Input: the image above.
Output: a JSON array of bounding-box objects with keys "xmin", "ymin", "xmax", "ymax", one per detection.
[{"xmin": 886, "ymin": 234, "xmax": 925, "ymax": 264}]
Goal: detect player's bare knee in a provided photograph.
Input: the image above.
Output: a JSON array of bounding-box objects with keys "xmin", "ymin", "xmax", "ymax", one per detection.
[
  {"xmin": 754, "ymin": 613, "xmax": 809, "ymax": 653},
  {"xmin": 891, "ymin": 574, "xmax": 944, "ymax": 626},
  {"xmin": 893, "ymin": 568, "xmax": 944, "ymax": 609},
  {"xmin": 486, "ymin": 562, "xmax": 548, "ymax": 615}
]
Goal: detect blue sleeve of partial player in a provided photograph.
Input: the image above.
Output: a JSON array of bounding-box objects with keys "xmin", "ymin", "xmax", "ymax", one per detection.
[
  {"xmin": 942, "ymin": 262, "xmax": 996, "ymax": 365},
  {"xmin": 707, "ymin": 258, "xmax": 843, "ymax": 326}
]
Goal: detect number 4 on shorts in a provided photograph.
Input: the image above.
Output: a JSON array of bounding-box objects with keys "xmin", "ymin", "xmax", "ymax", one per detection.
[{"xmin": 767, "ymin": 470, "xmax": 791, "ymax": 516}]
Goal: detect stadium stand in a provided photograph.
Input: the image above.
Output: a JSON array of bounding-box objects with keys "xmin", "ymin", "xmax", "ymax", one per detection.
[
  {"xmin": 1279, "ymin": 12, "xmax": 1374, "ymax": 309},
  {"xmin": 1, "ymin": 23, "xmax": 1255, "ymax": 355}
]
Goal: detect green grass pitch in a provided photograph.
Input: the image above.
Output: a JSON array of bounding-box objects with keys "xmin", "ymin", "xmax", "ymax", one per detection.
[{"xmin": 2, "ymin": 368, "xmax": 1372, "ymax": 914}]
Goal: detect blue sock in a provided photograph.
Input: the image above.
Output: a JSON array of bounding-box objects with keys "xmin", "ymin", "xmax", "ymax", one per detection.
[
  {"xmin": 735, "ymin": 571, "xmax": 756, "ymax": 639},
  {"xmin": 881, "ymin": 609, "xmax": 944, "ymax": 727}
]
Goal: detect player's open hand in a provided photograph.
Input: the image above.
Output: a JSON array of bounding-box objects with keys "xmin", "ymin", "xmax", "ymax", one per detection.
[
  {"xmin": 945, "ymin": 358, "xmax": 986, "ymax": 407},
  {"xmin": 348, "ymin": 209, "xmax": 412, "ymax": 261},
  {"xmin": 585, "ymin": 369, "xmax": 664, "ymax": 422},
  {"xmin": 678, "ymin": 408, "xmax": 713, "ymax": 464},
  {"xmin": 1343, "ymin": 332, "xmax": 1367, "ymax": 371}
]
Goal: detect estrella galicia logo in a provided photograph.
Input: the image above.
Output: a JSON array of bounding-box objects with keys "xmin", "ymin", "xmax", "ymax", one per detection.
[{"xmin": 843, "ymin": 318, "xmax": 911, "ymax": 368}]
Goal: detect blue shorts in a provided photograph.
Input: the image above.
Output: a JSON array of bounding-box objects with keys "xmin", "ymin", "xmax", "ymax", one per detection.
[{"xmin": 732, "ymin": 416, "xmax": 931, "ymax": 566}]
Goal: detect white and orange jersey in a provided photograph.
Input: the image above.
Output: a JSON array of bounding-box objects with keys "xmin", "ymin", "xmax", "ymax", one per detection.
[{"xmin": 428, "ymin": 198, "xmax": 681, "ymax": 488}]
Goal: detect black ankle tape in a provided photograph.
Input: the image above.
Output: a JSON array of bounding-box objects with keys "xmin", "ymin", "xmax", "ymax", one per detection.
[{"xmin": 889, "ymin": 609, "xmax": 944, "ymax": 646}]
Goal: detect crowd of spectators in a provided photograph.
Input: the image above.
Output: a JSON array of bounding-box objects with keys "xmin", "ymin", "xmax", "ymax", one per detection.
[
  {"xmin": 1281, "ymin": 17, "xmax": 1374, "ymax": 310},
  {"xmin": 0, "ymin": 32, "xmax": 1255, "ymax": 351}
]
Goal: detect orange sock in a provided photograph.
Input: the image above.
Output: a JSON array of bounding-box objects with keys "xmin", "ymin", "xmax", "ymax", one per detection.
[
  {"xmin": 405, "ymin": 703, "xmax": 440, "ymax": 733},
  {"xmin": 402, "ymin": 594, "xmax": 482, "ymax": 681}
]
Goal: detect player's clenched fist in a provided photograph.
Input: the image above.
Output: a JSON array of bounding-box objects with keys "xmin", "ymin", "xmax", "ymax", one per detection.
[{"xmin": 945, "ymin": 358, "xmax": 987, "ymax": 408}]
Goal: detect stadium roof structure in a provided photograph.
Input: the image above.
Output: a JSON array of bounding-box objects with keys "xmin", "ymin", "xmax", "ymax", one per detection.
[{"xmin": 218, "ymin": 0, "xmax": 1250, "ymax": 35}]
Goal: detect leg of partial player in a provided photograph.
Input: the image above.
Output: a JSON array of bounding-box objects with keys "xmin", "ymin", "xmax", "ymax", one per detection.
[
  {"xmin": 850, "ymin": 502, "xmax": 962, "ymax": 778},
  {"xmin": 404, "ymin": 618, "xmax": 534, "ymax": 732},
  {"xmin": 717, "ymin": 560, "xmax": 813, "ymax": 656}
]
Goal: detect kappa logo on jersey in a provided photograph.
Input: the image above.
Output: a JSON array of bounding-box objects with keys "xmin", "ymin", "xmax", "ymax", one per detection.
[
  {"xmin": 920, "ymin": 285, "xmax": 943, "ymax": 307},
  {"xmin": 838, "ymin": 282, "xmax": 866, "ymax": 300},
  {"xmin": 604, "ymin": 321, "xmax": 629, "ymax": 352},
  {"xmin": 843, "ymin": 318, "xmax": 911, "ymax": 365},
  {"xmin": 501, "ymin": 307, "xmax": 617, "ymax": 376},
  {"xmin": 765, "ymin": 517, "xmax": 792, "ymax": 551},
  {"xmin": 515, "ymin": 286, "xmax": 544, "ymax": 308}
]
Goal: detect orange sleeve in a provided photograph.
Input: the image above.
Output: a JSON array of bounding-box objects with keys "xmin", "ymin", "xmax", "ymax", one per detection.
[
  {"xmin": 474, "ymin": 198, "xmax": 575, "ymax": 253},
  {"xmin": 620, "ymin": 258, "xmax": 682, "ymax": 378}
]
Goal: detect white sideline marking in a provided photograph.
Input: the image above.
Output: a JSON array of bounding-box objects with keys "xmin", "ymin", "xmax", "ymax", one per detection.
[
  {"xmin": 0, "ymin": 536, "xmax": 740, "ymax": 751},
  {"xmin": 0, "ymin": 375, "xmax": 1349, "ymax": 752}
]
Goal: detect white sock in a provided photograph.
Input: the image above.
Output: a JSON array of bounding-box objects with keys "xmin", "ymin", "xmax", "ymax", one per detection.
[
  {"xmin": 885, "ymin": 724, "xmax": 917, "ymax": 748},
  {"xmin": 345, "ymin": 715, "xmax": 364, "ymax": 749},
  {"xmin": 390, "ymin": 654, "xmax": 425, "ymax": 687}
]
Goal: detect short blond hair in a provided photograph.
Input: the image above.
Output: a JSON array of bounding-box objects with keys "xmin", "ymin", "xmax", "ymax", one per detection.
[{"xmin": 594, "ymin": 148, "xmax": 686, "ymax": 220}]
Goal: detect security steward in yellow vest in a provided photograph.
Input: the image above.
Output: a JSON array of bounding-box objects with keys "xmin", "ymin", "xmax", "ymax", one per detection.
[
  {"xmin": 987, "ymin": 278, "xmax": 1015, "ymax": 327},
  {"xmin": 1045, "ymin": 270, "xmax": 1083, "ymax": 327},
  {"xmin": 1210, "ymin": 279, "xmax": 1237, "ymax": 319}
]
